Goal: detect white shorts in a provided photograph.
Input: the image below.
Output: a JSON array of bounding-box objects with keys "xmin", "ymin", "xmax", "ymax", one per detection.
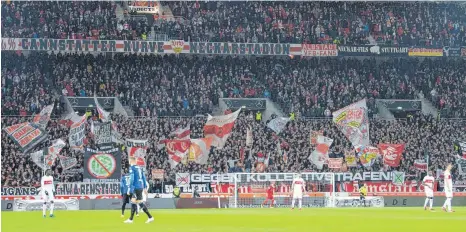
[
  {"xmin": 425, "ymin": 190, "xmax": 433, "ymax": 198},
  {"xmin": 292, "ymin": 193, "xmax": 303, "ymax": 199},
  {"xmin": 445, "ymin": 190, "xmax": 453, "ymax": 198},
  {"xmin": 41, "ymin": 189, "xmax": 55, "ymax": 202}
]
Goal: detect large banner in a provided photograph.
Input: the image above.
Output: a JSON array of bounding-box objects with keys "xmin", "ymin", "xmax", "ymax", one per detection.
[
  {"xmin": 204, "ymin": 109, "xmax": 241, "ymax": 148},
  {"xmin": 125, "ymin": 138, "xmax": 148, "ymax": 168},
  {"xmin": 83, "ymin": 147, "xmax": 121, "ymax": 182},
  {"xmin": 378, "ymin": 143, "xmax": 405, "ymax": 167},
  {"xmin": 3, "ymin": 122, "xmax": 48, "ymax": 153},
  {"xmin": 302, "ymin": 44, "xmax": 338, "ymax": 57},
  {"xmin": 165, "ymin": 140, "xmax": 191, "ymax": 168},
  {"xmin": 93, "ymin": 122, "xmax": 113, "ymax": 150},
  {"xmin": 337, "ymin": 45, "xmax": 409, "ymax": 56},
  {"xmin": 408, "ymin": 48, "xmax": 443, "ymax": 57},
  {"xmin": 69, "ymin": 113, "xmax": 87, "ymax": 151},
  {"xmin": 55, "ymin": 182, "xmax": 121, "ymax": 195},
  {"xmin": 1, "ymin": 38, "xmax": 302, "ymax": 56},
  {"xmin": 332, "ymin": 99, "xmax": 370, "ymax": 148},
  {"xmin": 189, "ymin": 172, "xmax": 395, "ymax": 183},
  {"xmin": 267, "ymin": 117, "xmax": 290, "ymax": 134},
  {"xmin": 30, "ymin": 139, "xmax": 66, "ymax": 170},
  {"xmin": 340, "ymin": 181, "xmax": 438, "ymax": 193},
  {"xmin": 1, "ymin": 187, "xmax": 40, "ymax": 196}
]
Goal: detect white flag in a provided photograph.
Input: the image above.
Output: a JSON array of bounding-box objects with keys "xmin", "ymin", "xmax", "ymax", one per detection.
[
  {"xmin": 204, "ymin": 109, "xmax": 241, "ymax": 148},
  {"xmin": 267, "ymin": 117, "xmax": 290, "ymax": 134},
  {"xmin": 309, "ymin": 135, "xmax": 333, "ymax": 169}
]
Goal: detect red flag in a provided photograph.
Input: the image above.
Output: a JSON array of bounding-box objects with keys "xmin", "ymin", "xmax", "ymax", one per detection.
[{"xmin": 378, "ymin": 143, "xmax": 405, "ymax": 167}]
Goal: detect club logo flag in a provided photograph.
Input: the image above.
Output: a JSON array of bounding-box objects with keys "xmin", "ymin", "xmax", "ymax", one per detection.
[
  {"xmin": 29, "ymin": 139, "xmax": 66, "ymax": 170},
  {"xmin": 32, "ymin": 104, "xmax": 54, "ymax": 129},
  {"xmin": 83, "ymin": 147, "xmax": 121, "ymax": 182},
  {"xmin": 328, "ymin": 158, "xmax": 343, "ymax": 169},
  {"xmin": 58, "ymin": 155, "xmax": 78, "ymax": 170},
  {"xmin": 378, "ymin": 143, "xmax": 405, "ymax": 167},
  {"xmin": 344, "ymin": 150, "xmax": 357, "ymax": 167},
  {"xmin": 204, "ymin": 109, "xmax": 241, "ymax": 148},
  {"xmin": 267, "ymin": 117, "xmax": 290, "ymax": 134},
  {"xmin": 165, "ymin": 140, "xmax": 191, "ymax": 168},
  {"xmin": 189, "ymin": 138, "xmax": 213, "ymax": 165},
  {"xmin": 392, "ymin": 171, "xmax": 405, "ymax": 186},
  {"xmin": 246, "ymin": 126, "xmax": 253, "ymax": 147},
  {"xmin": 414, "ymin": 159, "xmax": 428, "ymax": 171},
  {"xmin": 332, "ymin": 99, "xmax": 370, "ymax": 148},
  {"xmin": 94, "ymin": 97, "xmax": 110, "ymax": 122},
  {"xmin": 3, "ymin": 122, "xmax": 48, "ymax": 153},
  {"xmin": 309, "ymin": 135, "xmax": 333, "ymax": 169},
  {"xmin": 126, "ymin": 139, "xmax": 148, "ymax": 167},
  {"xmin": 310, "ymin": 130, "xmax": 323, "ymax": 145},
  {"xmin": 357, "ymin": 146, "xmax": 379, "ymax": 167},
  {"xmin": 69, "ymin": 113, "xmax": 87, "ymax": 151},
  {"xmin": 170, "ymin": 126, "xmax": 191, "ymax": 140}
]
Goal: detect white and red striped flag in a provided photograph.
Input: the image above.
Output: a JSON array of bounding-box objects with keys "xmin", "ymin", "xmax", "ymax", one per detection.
[
  {"xmin": 165, "ymin": 140, "xmax": 191, "ymax": 168},
  {"xmin": 203, "ymin": 109, "xmax": 241, "ymax": 148},
  {"xmin": 170, "ymin": 126, "xmax": 191, "ymax": 140}
]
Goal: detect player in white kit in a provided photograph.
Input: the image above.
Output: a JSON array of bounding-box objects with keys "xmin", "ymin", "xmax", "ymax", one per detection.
[
  {"xmin": 442, "ymin": 164, "xmax": 455, "ymax": 212},
  {"xmin": 41, "ymin": 170, "xmax": 55, "ymax": 218},
  {"xmin": 422, "ymin": 171, "xmax": 435, "ymax": 210},
  {"xmin": 290, "ymin": 173, "xmax": 305, "ymax": 210},
  {"xmin": 136, "ymin": 180, "xmax": 149, "ymax": 217}
]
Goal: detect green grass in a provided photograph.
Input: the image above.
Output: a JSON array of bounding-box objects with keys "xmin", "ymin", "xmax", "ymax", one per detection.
[{"xmin": 2, "ymin": 208, "xmax": 465, "ymax": 232}]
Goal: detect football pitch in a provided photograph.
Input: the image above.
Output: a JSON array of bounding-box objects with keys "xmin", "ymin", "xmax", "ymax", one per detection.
[{"xmin": 2, "ymin": 208, "xmax": 465, "ymax": 232}]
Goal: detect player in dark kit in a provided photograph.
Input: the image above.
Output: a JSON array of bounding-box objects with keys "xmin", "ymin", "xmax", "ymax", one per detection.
[
  {"xmin": 120, "ymin": 173, "xmax": 131, "ymax": 217},
  {"xmin": 123, "ymin": 157, "xmax": 154, "ymax": 224}
]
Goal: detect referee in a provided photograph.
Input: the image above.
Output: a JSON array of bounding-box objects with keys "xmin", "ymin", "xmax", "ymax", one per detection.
[{"xmin": 359, "ymin": 183, "xmax": 368, "ymax": 207}]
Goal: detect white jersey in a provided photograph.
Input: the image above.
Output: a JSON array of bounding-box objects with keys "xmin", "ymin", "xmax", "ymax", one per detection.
[
  {"xmin": 41, "ymin": 175, "xmax": 55, "ymax": 201},
  {"xmin": 444, "ymin": 171, "xmax": 453, "ymax": 192},
  {"xmin": 422, "ymin": 175, "xmax": 435, "ymax": 197},
  {"xmin": 292, "ymin": 177, "xmax": 305, "ymax": 199}
]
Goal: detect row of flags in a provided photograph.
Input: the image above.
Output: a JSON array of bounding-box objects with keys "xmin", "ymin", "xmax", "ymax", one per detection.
[{"xmin": 307, "ymin": 99, "xmax": 408, "ymax": 170}]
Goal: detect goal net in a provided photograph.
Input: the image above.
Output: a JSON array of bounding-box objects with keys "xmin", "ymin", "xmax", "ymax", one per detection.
[{"xmin": 228, "ymin": 173, "xmax": 336, "ymax": 208}]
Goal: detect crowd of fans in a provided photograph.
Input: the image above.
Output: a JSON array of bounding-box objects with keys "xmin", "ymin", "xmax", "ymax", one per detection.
[
  {"xmin": 1, "ymin": 112, "xmax": 465, "ymax": 192},
  {"xmin": 2, "ymin": 1, "xmax": 465, "ymax": 46},
  {"xmin": 1, "ymin": 1, "xmax": 466, "ymax": 193},
  {"xmin": 2, "ymin": 52, "xmax": 465, "ymax": 119}
]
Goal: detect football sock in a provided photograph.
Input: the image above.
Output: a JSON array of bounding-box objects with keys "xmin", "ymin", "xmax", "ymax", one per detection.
[
  {"xmin": 137, "ymin": 204, "xmax": 140, "ymax": 214},
  {"xmin": 443, "ymin": 199, "xmax": 448, "ymax": 208},
  {"xmin": 139, "ymin": 202, "xmax": 152, "ymax": 218},
  {"xmin": 50, "ymin": 202, "xmax": 54, "ymax": 215},
  {"xmin": 429, "ymin": 199, "xmax": 433, "ymax": 209},
  {"xmin": 129, "ymin": 204, "xmax": 137, "ymax": 220},
  {"xmin": 269, "ymin": 200, "xmax": 274, "ymax": 207},
  {"xmin": 424, "ymin": 198, "xmax": 429, "ymax": 207},
  {"xmin": 291, "ymin": 199, "xmax": 295, "ymax": 208},
  {"xmin": 43, "ymin": 202, "xmax": 47, "ymax": 216},
  {"xmin": 121, "ymin": 202, "xmax": 127, "ymax": 215},
  {"xmin": 447, "ymin": 198, "xmax": 452, "ymax": 211},
  {"xmin": 298, "ymin": 199, "xmax": 302, "ymax": 209}
]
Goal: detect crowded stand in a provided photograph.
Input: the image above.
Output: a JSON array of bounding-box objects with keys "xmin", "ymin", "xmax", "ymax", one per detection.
[
  {"xmin": 2, "ymin": 52, "xmax": 466, "ymax": 118},
  {"xmin": 3, "ymin": 1, "xmax": 465, "ymax": 46},
  {"xmin": 1, "ymin": 1, "xmax": 466, "ymax": 197}
]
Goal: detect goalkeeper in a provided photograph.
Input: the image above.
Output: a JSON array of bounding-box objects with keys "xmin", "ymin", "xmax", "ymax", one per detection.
[{"xmin": 359, "ymin": 183, "xmax": 368, "ymax": 207}]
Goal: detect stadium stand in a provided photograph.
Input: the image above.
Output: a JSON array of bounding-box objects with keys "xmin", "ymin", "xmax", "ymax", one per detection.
[{"xmin": 1, "ymin": 1, "xmax": 465, "ymax": 193}]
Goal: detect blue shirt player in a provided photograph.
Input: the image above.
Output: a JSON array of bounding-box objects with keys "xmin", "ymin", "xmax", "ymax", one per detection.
[
  {"xmin": 123, "ymin": 157, "xmax": 154, "ymax": 224},
  {"xmin": 120, "ymin": 173, "xmax": 131, "ymax": 217}
]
